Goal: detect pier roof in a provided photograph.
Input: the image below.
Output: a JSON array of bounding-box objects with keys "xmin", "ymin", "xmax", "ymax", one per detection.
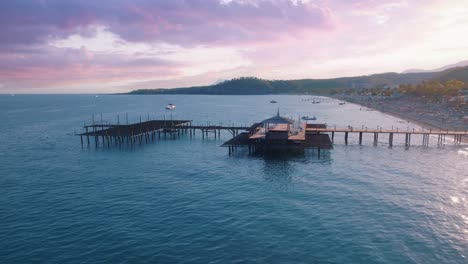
[{"xmin": 261, "ymin": 109, "xmax": 294, "ymax": 125}]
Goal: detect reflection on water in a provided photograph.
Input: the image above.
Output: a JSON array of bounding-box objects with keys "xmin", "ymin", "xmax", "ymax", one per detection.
[
  {"xmin": 261, "ymin": 149, "xmax": 332, "ymax": 185},
  {"xmin": 458, "ymin": 147, "xmax": 468, "ymax": 156},
  {"xmin": 1, "ymin": 95, "xmax": 468, "ymax": 263},
  {"xmin": 263, "ymin": 159, "xmax": 293, "ymax": 184}
]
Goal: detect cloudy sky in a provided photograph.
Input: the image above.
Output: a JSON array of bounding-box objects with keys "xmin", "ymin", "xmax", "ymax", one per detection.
[{"xmin": 1, "ymin": 0, "xmax": 467, "ymax": 93}]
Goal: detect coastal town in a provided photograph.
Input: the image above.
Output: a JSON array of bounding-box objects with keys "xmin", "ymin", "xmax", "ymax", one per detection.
[{"xmin": 334, "ymin": 80, "xmax": 468, "ymax": 135}]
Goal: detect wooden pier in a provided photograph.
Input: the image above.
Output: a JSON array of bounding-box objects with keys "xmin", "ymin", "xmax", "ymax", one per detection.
[
  {"xmin": 307, "ymin": 127, "xmax": 467, "ymax": 146},
  {"xmin": 77, "ymin": 119, "xmax": 251, "ymax": 148},
  {"xmin": 77, "ymin": 115, "xmax": 467, "ymax": 153}
]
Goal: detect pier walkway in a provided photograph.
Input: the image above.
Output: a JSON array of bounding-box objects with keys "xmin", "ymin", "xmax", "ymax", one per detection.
[
  {"xmin": 77, "ymin": 119, "xmax": 467, "ymax": 149},
  {"xmin": 307, "ymin": 127, "xmax": 467, "ymax": 146},
  {"xmin": 78, "ymin": 119, "xmax": 252, "ymax": 148}
]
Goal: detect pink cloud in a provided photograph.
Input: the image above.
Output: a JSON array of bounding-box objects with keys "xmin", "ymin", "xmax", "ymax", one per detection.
[
  {"xmin": 0, "ymin": 46, "xmax": 183, "ymax": 90},
  {"xmin": 1, "ymin": 0, "xmax": 463, "ymax": 93},
  {"xmin": 0, "ymin": 0, "xmax": 335, "ymax": 48}
]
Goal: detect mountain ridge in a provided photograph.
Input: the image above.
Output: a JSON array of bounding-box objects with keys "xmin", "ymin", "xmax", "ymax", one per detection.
[
  {"xmin": 402, "ymin": 60, "xmax": 468, "ymax": 73},
  {"xmin": 129, "ymin": 65, "xmax": 468, "ymax": 95}
]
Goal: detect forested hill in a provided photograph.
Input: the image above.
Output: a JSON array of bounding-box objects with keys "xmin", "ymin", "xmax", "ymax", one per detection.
[
  {"xmin": 431, "ymin": 66, "xmax": 468, "ymax": 83},
  {"xmin": 129, "ymin": 71, "xmax": 438, "ymax": 95}
]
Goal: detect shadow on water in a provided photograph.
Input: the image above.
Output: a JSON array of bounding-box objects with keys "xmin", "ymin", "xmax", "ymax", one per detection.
[{"xmin": 261, "ymin": 149, "xmax": 332, "ymax": 184}]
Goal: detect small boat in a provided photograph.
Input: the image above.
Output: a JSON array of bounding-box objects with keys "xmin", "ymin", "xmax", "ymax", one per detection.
[
  {"xmin": 302, "ymin": 116, "xmax": 317, "ymax": 121},
  {"xmin": 270, "ymin": 100, "xmax": 277, "ymax": 103},
  {"xmin": 339, "ymin": 102, "xmax": 346, "ymax": 105},
  {"xmin": 165, "ymin": 103, "xmax": 176, "ymax": 110}
]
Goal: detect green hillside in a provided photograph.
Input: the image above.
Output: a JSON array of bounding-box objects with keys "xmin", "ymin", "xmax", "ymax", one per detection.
[
  {"xmin": 431, "ymin": 66, "xmax": 468, "ymax": 83},
  {"xmin": 129, "ymin": 72, "xmax": 437, "ymax": 95}
]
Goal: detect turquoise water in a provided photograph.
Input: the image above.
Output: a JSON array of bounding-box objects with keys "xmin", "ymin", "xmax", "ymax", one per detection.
[{"xmin": 0, "ymin": 94, "xmax": 467, "ymax": 263}]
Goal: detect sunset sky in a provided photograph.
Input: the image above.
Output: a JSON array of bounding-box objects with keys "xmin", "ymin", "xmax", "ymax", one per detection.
[{"xmin": 1, "ymin": 0, "xmax": 468, "ymax": 93}]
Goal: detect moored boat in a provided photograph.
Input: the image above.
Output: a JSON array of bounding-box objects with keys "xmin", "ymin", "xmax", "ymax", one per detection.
[
  {"xmin": 302, "ymin": 116, "xmax": 317, "ymax": 121},
  {"xmin": 165, "ymin": 103, "xmax": 176, "ymax": 110}
]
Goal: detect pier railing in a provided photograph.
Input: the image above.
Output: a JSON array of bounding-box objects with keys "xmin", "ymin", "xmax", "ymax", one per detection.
[{"xmin": 307, "ymin": 127, "xmax": 467, "ymax": 146}]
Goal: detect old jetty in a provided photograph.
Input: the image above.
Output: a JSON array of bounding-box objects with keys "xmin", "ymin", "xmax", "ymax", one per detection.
[
  {"xmin": 77, "ymin": 111, "xmax": 467, "ymax": 154},
  {"xmin": 78, "ymin": 119, "xmax": 250, "ymax": 148}
]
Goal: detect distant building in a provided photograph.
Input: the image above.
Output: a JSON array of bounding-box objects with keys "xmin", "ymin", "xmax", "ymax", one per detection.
[
  {"xmin": 446, "ymin": 95, "xmax": 468, "ymax": 107},
  {"xmin": 383, "ymin": 84, "xmax": 399, "ymax": 89}
]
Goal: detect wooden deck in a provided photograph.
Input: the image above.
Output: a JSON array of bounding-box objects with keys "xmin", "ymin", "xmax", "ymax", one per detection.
[
  {"xmin": 306, "ymin": 127, "xmax": 466, "ymax": 146},
  {"xmin": 78, "ymin": 119, "xmax": 252, "ymax": 148},
  {"xmin": 306, "ymin": 127, "xmax": 468, "ymax": 135},
  {"xmin": 77, "ymin": 117, "xmax": 467, "ymax": 150},
  {"xmin": 80, "ymin": 120, "xmax": 192, "ymax": 137}
]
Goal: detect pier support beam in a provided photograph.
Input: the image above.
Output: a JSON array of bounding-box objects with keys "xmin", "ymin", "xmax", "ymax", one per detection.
[
  {"xmin": 422, "ymin": 134, "xmax": 429, "ymax": 146},
  {"xmin": 345, "ymin": 132, "xmax": 348, "ymax": 145},
  {"xmin": 405, "ymin": 133, "xmax": 411, "ymax": 147},
  {"xmin": 359, "ymin": 132, "xmax": 363, "ymax": 145},
  {"xmin": 388, "ymin": 133, "xmax": 393, "ymax": 148}
]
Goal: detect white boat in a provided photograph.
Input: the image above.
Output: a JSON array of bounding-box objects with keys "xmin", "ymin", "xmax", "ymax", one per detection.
[
  {"xmin": 301, "ymin": 116, "xmax": 317, "ymax": 121},
  {"xmin": 165, "ymin": 103, "xmax": 176, "ymax": 110}
]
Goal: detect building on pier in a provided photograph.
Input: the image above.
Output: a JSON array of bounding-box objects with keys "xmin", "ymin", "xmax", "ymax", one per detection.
[{"xmin": 222, "ymin": 110, "xmax": 333, "ymax": 154}]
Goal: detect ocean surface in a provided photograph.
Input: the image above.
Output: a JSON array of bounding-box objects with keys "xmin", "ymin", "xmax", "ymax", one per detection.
[{"xmin": 0, "ymin": 94, "xmax": 467, "ymax": 264}]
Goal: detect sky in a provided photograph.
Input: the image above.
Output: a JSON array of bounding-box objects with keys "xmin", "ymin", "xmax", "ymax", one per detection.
[{"xmin": 1, "ymin": 0, "xmax": 468, "ymax": 93}]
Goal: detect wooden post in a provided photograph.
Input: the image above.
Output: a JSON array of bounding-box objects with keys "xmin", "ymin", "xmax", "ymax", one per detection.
[
  {"xmin": 86, "ymin": 127, "xmax": 90, "ymax": 146},
  {"xmin": 80, "ymin": 136, "xmax": 83, "ymax": 147},
  {"xmin": 359, "ymin": 132, "xmax": 363, "ymax": 145},
  {"xmin": 331, "ymin": 131, "xmax": 334, "ymax": 143},
  {"xmin": 345, "ymin": 132, "xmax": 348, "ymax": 145},
  {"xmin": 389, "ymin": 133, "xmax": 393, "ymax": 147}
]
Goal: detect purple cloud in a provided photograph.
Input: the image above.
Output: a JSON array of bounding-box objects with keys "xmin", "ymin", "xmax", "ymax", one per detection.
[
  {"xmin": 0, "ymin": 0, "xmax": 334, "ymax": 47},
  {"xmin": 0, "ymin": 45, "xmax": 183, "ymax": 89}
]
